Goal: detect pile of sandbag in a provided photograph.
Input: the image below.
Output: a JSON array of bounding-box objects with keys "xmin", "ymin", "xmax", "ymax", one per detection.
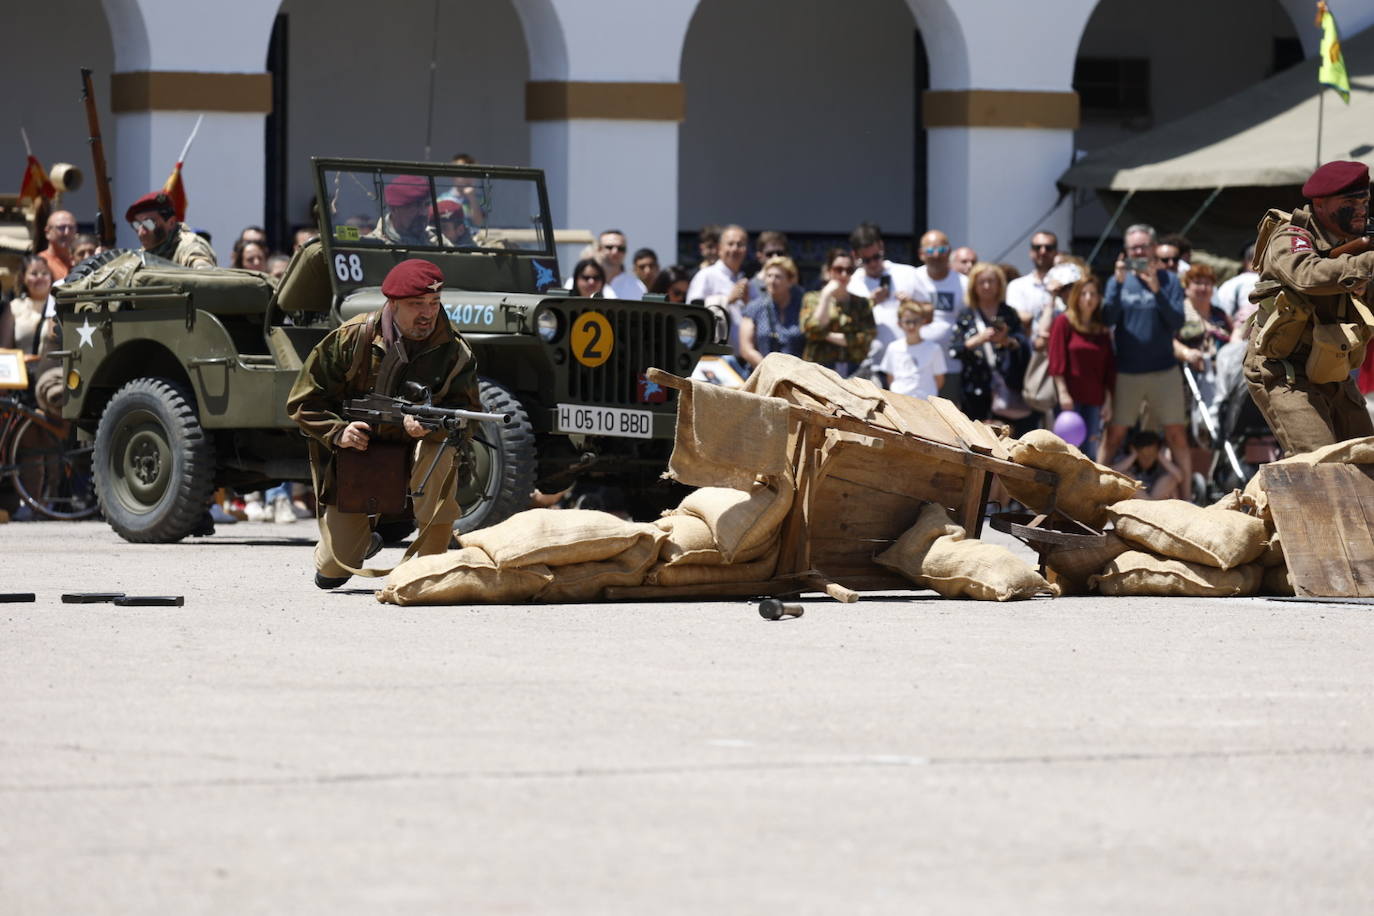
[
  {"xmin": 875, "ymin": 503, "xmax": 1057, "ymax": 601},
  {"xmin": 377, "ymin": 477, "xmax": 794, "ymax": 606}
]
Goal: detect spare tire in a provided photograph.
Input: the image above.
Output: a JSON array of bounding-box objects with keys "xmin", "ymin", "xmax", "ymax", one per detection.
[
  {"xmin": 454, "ymin": 379, "xmax": 536, "ymax": 534},
  {"xmin": 94, "ymin": 378, "xmax": 215, "ymax": 542}
]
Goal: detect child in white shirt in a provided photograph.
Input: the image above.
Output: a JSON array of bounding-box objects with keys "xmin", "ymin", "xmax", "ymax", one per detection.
[{"xmin": 878, "ymin": 301, "xmax": 947, "ymax": 399}]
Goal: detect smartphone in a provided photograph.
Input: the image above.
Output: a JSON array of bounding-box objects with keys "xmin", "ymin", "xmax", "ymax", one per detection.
[
  {"xmin": 1125, "ymin": 256, "xmax": 1150, "ymax": 272},
  {"xmin": 878, "ymin": 273, "xmax": 892, "ymax": 287}
]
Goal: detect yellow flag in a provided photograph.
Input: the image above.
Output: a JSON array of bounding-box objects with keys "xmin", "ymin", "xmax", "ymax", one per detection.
[{"xmin": 1318, "ymin": 2, "xmax": 1351, "ymax": 103}]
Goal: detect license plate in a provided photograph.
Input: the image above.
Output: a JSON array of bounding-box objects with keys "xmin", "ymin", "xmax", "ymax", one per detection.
[{"xmin": 556, "ymin": 403, "xmax": 653, "ymax": 439}]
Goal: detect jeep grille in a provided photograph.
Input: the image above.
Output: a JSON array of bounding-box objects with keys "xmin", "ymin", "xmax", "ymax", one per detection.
[{"xmin": 567, "ymin": 306, "xmax": 677, "ymax": 406}]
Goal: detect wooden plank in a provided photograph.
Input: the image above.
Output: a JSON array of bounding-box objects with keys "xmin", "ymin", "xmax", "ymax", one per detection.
[
  {"xmin": 1262, "ymin": 463, "xmax": 1374, "ymax": 598},
  {"xmin": 878, "ymin": 394, "xmax": 967, "ymax": 448}
]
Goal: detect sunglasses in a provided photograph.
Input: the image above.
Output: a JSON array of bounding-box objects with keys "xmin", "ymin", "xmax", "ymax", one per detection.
[
  {"xmin": 860, "ymin": 253, "xmax": 884, "ymax": 264},
  {"xmin": 923, "ymin": 245, "xmax": 950, "ymax": 255},
  {"xmin": 600, "ymin": 244, "xmax": 626, "ymax": 252},
  {"xmin": 130, "ymin": 217, "xmax": 159, "ymax": 232},
  {"xmin": 1031, "ymin": 243, "xmax": 1057, "ymax": 251},
  {"xmin": 1159, "ymin": 256, "xmax": 1179, "ymax": 265},
  {"xmin": 761, "ymin": 250, "xmax": 786, "ymax": 259},
  {"xmin": 830, "ymin": 264, "xmax": 854, "ymax": 274},
  {"xmin": 579, "ymin": 273, "xmax": 602, "ymax": 282}
]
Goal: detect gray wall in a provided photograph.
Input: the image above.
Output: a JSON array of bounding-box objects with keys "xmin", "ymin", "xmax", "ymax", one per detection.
[
  {"xmin": 678, "ymin": 0, "xmax": 917, "ymax": 239},
  {"xmin": 278, "ymin": 0, "xmax": 531, "ymax": 231}
]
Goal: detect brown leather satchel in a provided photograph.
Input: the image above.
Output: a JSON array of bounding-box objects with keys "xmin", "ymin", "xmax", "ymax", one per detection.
[{"xmin": 335, "ymin": 440, "xmax": 411, "ymax": 515}]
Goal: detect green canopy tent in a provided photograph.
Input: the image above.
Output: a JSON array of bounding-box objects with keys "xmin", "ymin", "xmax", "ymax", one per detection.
[{"xmin": 1059, "ymin": 25, "xmax": 1374, "ymax": 260}]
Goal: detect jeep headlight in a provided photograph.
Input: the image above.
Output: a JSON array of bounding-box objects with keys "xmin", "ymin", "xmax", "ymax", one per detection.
[
  {"xmin": 536, "ymin": 308, "xmax": 561, "ymax": 343},
  {"xmin": 677, "ymin": 317, "xmax": 700, "ymax": 349}
]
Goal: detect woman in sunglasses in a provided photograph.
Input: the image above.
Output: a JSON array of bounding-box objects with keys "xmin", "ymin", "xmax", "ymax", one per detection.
[
  {"xmin": 572, "ymin": 258, "xmax": 607, "ymax": 298},
  {"xmin": 800, "ymin": 248, "xmax": 875, "ymax": 376}
]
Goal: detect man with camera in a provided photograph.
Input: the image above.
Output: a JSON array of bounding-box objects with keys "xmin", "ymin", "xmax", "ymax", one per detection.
[
  {"xmin": 1100, "ymin": 224, "xmax": 1190, "ymax": 497},
  {"xmin": 287, "ymin": 259, "xmax": 482, "ymax": 589},
  {"xmin": 1243, "ymin": 160, "xmax": 1374, "ymax": 456}
]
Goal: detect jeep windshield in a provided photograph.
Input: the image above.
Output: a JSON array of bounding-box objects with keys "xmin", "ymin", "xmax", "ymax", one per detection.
[{"xmin": 318, "ymin": 163, "xmax": 552, "ymax": 256}]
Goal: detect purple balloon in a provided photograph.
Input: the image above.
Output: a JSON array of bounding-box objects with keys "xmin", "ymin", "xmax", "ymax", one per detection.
[{"xmin": 1053, "ymin": 409, "xmax": 1087, "ymax": 447}]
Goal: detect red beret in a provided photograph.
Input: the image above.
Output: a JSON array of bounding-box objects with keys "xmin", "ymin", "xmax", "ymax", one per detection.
[
  {"xmin": 1302, "ymin": 160, "xmax": 1370, "ymax": 198},
  {"xmin": 382, "ymin": 259, "xmax": 445, "ymax": 299},
  {"xmin": 384, "ymin": 174, "xmax": 430, "ymax": 208},
  {"xmin": 125, "ymin": 190, "xmax": 175, "ymax": 222}
]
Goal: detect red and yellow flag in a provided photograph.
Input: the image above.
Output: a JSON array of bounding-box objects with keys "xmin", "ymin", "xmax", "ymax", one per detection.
[
  {"xmin": 18, "ymin": 155, "xmax": 55, "ymax": 204},
  {"xmin": 162, "ymin": 161, "xmax": 188, "ymax": 222}
]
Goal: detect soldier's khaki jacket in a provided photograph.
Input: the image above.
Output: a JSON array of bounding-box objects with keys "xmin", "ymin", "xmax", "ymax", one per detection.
[
  {"xmin": 1253, "ymin": 205, "xmax": 1374, "ymax": 323},
  {"xmin": 147, "ymin": 224, "xmax": 219, "ymax": 269},
  {"xmin": 286, "ymin": 308, "xmax": 481, "ymax": 503}
]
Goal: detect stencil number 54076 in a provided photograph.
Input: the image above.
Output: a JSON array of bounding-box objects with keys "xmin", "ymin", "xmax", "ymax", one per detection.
[{"xmin": 333, "ymin": 253, "xmax": 364, "ymax": 282}]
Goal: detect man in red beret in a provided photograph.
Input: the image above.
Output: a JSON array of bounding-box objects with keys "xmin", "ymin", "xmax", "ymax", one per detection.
[
  {"xmin": 125, "ymin": 190, "xmax": 218, "ymax": 268},
  {"xmin": 367, "ymin": 174, "xmax": 442, "ymax": 247},
  {"xmin": 286, "ymin": 258, "xmax": 483, "ymax": 588},
  {"xmin": 1244, "ymin": 159, "xmax": 1374, "ymax": 455}
]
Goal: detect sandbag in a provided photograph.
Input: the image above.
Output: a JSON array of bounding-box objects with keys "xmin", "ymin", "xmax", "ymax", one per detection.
[
  {"xmin": 1209, "ymin": 489, "xmax": 1256, "ymax": 514},
  {"xmin": 378, "ymin": 548, "xmax": 553, "ymax": 606},
  {"xmin": 540, "ymin": 535, "xmax": 664, "ymax": 602},
  {"xmin": 1042, "ymin": 532, "xmax": 1131, "ymax": 594},
  {"xmin": 1002, "ymin": 429, "xmax": 1140, "ymax": 527},
  {"xmin": 875, "ymin": 503, "xmax": 1055, "ymax": 601},
  {"xmin": 648, "ymin": 543, "xmax": 780, "ymax": 587},
  {"xmin": 654, "ymin": 515, "xmax": 775, "ymax": 567},
  {"xmin": 673, "ymin": 480, "xmax": 794, "ymax": 563},
  {"xmin": 1260, "ymin": 531, "xmax": 1285, "ymax": 568},
  {"xmin": 1089, "ymin": 550, "xmax": 1263, "ymax": 597},
  {"xmin": 461, "ymin": 508, "xmax": 660, "ymax": 568},
  {"xmin": 1262, "ymin": 564, "xmax": 1294, "ymax": 596},
  {"xmin": 1105, "ymin": 499, "xmax": 1267, "ymax": 570}
]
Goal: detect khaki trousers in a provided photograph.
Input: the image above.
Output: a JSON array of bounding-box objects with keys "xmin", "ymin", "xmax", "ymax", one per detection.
[
  {"xmin": 1243, "ymin": 347, "xmax": 1374, "ymax": 456},
  {"xmin": 313, "ymin": 438, "xmax": 461, "ymax": 577}
]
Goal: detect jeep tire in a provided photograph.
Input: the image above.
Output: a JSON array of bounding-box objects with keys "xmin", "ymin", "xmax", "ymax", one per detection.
[
  {"xmin": 454, "ymin": 379, "xmax": 536, "ymax": 534},
  {"xmin": 94, "ymin": 378, "xmax": 216, "ymax": 543}
]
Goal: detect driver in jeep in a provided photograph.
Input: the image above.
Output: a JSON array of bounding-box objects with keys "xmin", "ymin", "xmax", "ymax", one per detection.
[
  {"xmin": 367, "ymin": 174, "xmax": 444, "ymax": 247},
  {"xmin": 125, "ymin": 190, "xmax": 218, "ymax": 269},
  {"xmin": 287, "ymin": 258, "xmax": 481, "ymax": 589}
]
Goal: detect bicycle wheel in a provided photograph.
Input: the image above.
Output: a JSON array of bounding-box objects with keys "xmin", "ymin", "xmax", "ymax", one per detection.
[{"xmin": 7, "ymin": 413, "xmax": 100, "ymax": 520}]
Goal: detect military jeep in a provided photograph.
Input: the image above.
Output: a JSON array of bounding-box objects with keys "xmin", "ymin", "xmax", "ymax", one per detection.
[{"xmin": 55, "ymin": 157, "xmax": 729, "ymax": 543}]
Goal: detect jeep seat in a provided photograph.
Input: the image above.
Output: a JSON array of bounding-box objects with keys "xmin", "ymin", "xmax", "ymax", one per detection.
[{"xmin": 270, "ymin": 240, "xmax": 332, "ymax": 314}]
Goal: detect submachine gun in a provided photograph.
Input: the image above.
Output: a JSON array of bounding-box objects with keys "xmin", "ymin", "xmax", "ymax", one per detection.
[{"xmin": 344, "ymin": 382, "xmax": 511, "ymax": 499}]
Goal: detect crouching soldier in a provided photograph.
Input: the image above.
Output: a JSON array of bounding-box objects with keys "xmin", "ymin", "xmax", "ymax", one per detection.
[
  {"xmin": 287, "ymin": 258, "xmax": 481, "ymax": 588},
  {"xmin": 1244, "ymin": 160, "xmax": 1374, "ymax": 454}
]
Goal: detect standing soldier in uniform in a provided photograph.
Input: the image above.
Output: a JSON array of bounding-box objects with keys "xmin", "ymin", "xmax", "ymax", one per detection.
[
  {"xmin": 1244, "ymin": 160, "xmax": 1374, "ymax": 454},
  {"xmin": 125, "ymin": 191, "xmax": 218, "ymax": 268},
  {"xmin": 287, "ymin": 259, "xmax": 482, "ymax": 588}
]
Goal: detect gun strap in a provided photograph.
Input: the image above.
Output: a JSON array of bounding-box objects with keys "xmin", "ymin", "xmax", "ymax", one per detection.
[
  {"xmin": 314, "ymin": 456, "xmax": 458, "ymax": 579},
  {"xmin": 345, "ymin": 312, "xmax": 379, "ymax": 395}
]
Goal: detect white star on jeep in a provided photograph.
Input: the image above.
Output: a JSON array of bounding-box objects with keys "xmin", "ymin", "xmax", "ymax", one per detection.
[{"xmin": 77, "ymin": 319, "xmax": 96, "ymax": 349}]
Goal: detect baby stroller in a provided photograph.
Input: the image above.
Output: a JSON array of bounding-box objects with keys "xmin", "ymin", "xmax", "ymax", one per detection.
[{"xmin": 1196, "ymin": 345, "xmax": 1280, "ymax": 495}]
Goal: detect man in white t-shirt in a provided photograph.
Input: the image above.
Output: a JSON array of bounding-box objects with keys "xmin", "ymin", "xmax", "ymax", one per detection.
[
  {"xmin": 1005, "ymin": 230, "xmax": 1059, "ymax": 328},
  {"xmin": 687, "ymin": 224, "xmax": 750, "ymax": 351},
  {"xmin": 878, "ymin": 302, "xmax": 948, "ymax": 399},
  {"xmin": 847, "ymin": 222, "xmax": 921, "ymax": 359},
  {"xmin": 596, "ymin": 229, "xmax": 647, "ymax": 299},
  {"xmin": 910, "ymin": 229, "xmax": 967, "ymax": 399}
]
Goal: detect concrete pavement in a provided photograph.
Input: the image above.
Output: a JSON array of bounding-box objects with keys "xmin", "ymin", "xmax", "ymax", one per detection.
[{"xmin": 2, "ymin": 520, "xmax": 1373, "ymax": 914}]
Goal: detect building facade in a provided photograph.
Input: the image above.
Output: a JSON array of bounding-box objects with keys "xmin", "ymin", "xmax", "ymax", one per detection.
[{"xmin": 5, "ymin": 0, "xmax": 1370, "ymax": 274}]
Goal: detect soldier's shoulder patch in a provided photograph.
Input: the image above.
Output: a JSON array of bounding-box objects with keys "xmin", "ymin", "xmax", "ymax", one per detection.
[{"xmin": 1282, "ymin": 228, "xmax": 1314, "ymax": 252}]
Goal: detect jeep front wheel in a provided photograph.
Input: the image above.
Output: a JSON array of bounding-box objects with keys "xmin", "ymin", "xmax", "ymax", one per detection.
[
  {"xmin": 454, "ymin": 379, "xmax": 536, "ymax": 534},
  {"xmin": 94, "ymin": 378, "xmax": 216, "ymax": 543}
]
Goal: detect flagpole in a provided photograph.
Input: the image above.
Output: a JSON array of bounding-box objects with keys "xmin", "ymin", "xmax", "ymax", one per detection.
[
  {"xmin": 1317, "ymin": 88, "xmax": 1324, "ymax": 167},
  {"xmin": 19, "ymin": 126, "xmax": 32, "ymax": 157},
  {"xmin": 177, "ymin": 114, "xmax": 204, "ymax": 164}
]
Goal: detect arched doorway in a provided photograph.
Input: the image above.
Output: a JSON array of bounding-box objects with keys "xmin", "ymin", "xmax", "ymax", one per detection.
[{"xmin": 678, "ymin": 0, "xmax": 923, "ymax": 271}]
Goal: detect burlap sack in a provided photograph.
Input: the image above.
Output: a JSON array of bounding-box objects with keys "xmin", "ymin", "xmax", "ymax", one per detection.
[
  {"xmin": 1089, "ymin": 550, "xmax": 1263, "ymax": 597},
  {"xmin": 1260, "ymin": 531, "xmax": 1285, "ymax": 568},
  {"xmin": 539, "ymin": 535, "xmax": 664, "ymax": 602},
  {"xmin": 873, "ymin": 502, "xmax": 964, "ymax": 573},
  {"xmin": 1209, "ymin": 489, "xmax": 1256, "ymax": 514},
  {"xmin": 1042, "ymin": 532, "xmax": 1131, "ymax": 594},
  {"xmin": 673, "ymin": 480, "xmax": 794, "ymax": 563},
  {"xmin": 875, "ymin": 503, "xmax": 1056, "ymax": 601},
  {"xmin": 743, "ymin": 352, "xmax": 884, "ymax": 421},
  {"xmin": 1105, "ymin": 499, "xmax": 1267, "ymax": 569},
  {"xmin": 648, "ymin": 542, "xmax": 780, "ymax": 587},
  {"xmin": 460, "ymin": 508, "xmax": 659, "ymax": 568},
  {"xmin": 1003, "ymin": 429, "xmax": 1140, "ymax": 527},
  {"xmin": 378, "ymin": 548, "xmax": 553, "ymax": 605},
  {"xmin": 667, "ymin": 380, "xmax": 791, "ymax": 490},
  {"xmin": 654, "ymin": 515, "xmax": 775, "ymax": 567},
  {"xmin": 1261, "ymin": 564, "xmax": 1294, "ymax": 596},
  {"xmin": 918, "ymin": 536, "xmax": 1058, "ymax": 601}
]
